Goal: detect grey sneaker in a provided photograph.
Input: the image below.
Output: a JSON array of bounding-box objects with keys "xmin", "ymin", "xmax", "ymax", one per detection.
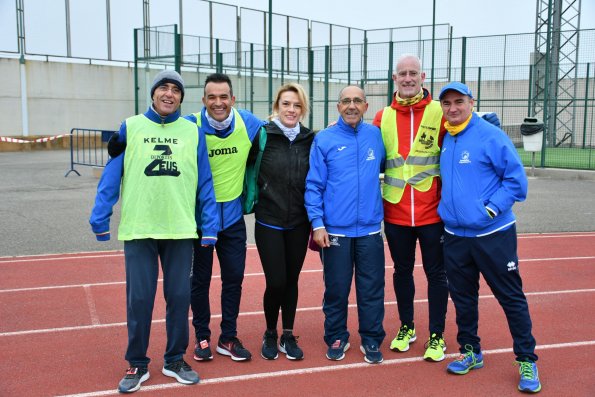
[
  {"xmin": 118, "ymin": 366, "xmax": 149, "ymax": 393},
  {"xmin": 162, "ymin": 360, "xmax": 200, "ymax": 385}
]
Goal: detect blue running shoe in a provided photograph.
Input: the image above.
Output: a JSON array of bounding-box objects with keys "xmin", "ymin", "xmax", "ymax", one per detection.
[
  {"xmin": 360, "ymin": 344, "xmax": 383, "ymax": 364},
  {"xmin": 447, "ymin": 345, "xmax": 483, "ymax": 375},
  {"xmin": 517, "ymin": 361, "xmax": 542, "ymax": 393},
  {"xmin": 326, "ymin": 339, "xmax": 350, "ymax": 361}
]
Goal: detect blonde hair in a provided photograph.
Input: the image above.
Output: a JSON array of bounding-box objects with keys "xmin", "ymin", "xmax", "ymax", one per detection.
[{"xmin": 270, "ymin": 83, "xmax": 309, "ymax": 121}]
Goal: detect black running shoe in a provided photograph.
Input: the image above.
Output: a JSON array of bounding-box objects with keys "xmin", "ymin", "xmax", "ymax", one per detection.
[
  {"xmin": 261, "ymin": 329, "xmax": 279, "ymax": 360},
  {"xmin": 216, "ymin": 337, "xmax": 252, "ymax": 361},
  {"xmin": 279, "ymin": 332, "xmax": 304, "ymax": 360},
  {"xmin": 194, "ymin": 337, "xmax": 213, "ymax": 361}
]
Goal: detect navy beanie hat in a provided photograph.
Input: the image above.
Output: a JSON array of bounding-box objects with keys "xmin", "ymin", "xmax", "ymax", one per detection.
[{"xmin": 150, "ymin": 70, "xmax": 185, "ymax": 103}]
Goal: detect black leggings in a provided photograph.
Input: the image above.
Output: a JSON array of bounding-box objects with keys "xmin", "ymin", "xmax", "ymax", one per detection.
[{"xmin": 255, "ymin": 222, "xmax": 310, "ymax": 330}]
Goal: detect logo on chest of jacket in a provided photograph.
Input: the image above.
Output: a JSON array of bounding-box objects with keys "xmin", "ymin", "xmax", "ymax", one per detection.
[
  {"xmin": 418, "ymin": 131, "xmax": 435, "ymax": 149},
  {"xmin": 337, "ymin": 146, "xmax": 347, "ymax": 152},
  {"xmin": 507, "ymin": 261, "xmax": 517, "ymax": 272},
  {"xmin": 366, "ymin": 148, "xmax": 376, "ymax": 161},
  {"xmin": 459, "ymin": 150, "xmax": 471, "ymax": 164}
]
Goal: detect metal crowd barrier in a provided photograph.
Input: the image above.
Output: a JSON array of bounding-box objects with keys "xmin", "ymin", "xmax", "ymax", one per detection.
[{"xmin": 65, "ymin": 128, "xmax": 116, "ymax": 177}]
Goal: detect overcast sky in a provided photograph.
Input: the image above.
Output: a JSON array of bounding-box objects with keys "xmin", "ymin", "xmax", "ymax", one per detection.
[
  {"xmin": 221, "ymin": 0, "xmax": 595, "ymax": 37},
  {"xmin": 1, "ymin": 0, "xmax": 594, "ymax": 61}
]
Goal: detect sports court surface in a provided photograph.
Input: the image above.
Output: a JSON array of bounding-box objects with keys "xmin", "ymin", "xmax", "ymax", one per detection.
[{"xmin": 1, "ymin": 232, "xmax": 594, "ymax": 396}]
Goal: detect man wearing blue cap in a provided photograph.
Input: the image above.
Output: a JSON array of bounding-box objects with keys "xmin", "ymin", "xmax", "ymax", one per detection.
[{"xmin": 438, "ymin": 82, "xmax": 541, "ymax": 393}]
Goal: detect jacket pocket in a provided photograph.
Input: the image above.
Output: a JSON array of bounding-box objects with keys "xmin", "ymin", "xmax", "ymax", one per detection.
[{"xmin": 457, "ymin": 198, "xmax": 493, "ymax": 229}]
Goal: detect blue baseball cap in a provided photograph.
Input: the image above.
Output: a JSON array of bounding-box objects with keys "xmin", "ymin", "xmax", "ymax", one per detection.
[{"xmin": 439, "ymin": 82, "xmax": 473, "ymax": 100}]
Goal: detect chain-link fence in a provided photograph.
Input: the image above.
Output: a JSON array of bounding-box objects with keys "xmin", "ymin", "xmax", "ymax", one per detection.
[{"xmin": 134, "ymin": 25, "xmax": 595, "ymax": 169}]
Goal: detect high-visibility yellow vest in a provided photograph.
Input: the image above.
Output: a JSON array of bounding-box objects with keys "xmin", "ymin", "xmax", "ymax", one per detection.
[
  {"xmin": 381, "ymin": 101, "xmax": 442, "ymax": 204},
  {"xmin": 194, "ymin": 108, "xmax": 251, "ymax": 202},
  {"xmin": 119, "ymin": 114, "xmax": 199, "ymax": 240}
]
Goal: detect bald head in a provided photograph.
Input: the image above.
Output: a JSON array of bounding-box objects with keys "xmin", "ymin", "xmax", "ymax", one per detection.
[
  {"xmin": 393, "ymin": 54, "xmax": 426, "ymax": 99},
  {"xmin": 337, "ymin": 85, "xmax": 368, "ymax": 128}
]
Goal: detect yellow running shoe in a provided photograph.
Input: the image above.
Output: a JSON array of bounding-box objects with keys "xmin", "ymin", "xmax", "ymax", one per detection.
[
  {"xmin": 423, "ymin": 333, "xmax": 446, "ymax": 362},
  {"xmin": 390, "ymin": 324, "xmax": 416, "ymax": 352}
]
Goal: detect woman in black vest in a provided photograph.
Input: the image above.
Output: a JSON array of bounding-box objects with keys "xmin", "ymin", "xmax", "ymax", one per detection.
[{"xmin": 249, "ymin": 83, "xmax": 314, "ymax": 360}]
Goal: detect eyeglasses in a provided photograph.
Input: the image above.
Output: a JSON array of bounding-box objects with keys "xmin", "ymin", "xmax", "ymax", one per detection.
[
  {"xmin": 156, "ymin": 85, "xmax": 182, "ymax": 95},
  {"xmin": 339, "ymin": 97, "xmax": 366, "ymax": 105}
]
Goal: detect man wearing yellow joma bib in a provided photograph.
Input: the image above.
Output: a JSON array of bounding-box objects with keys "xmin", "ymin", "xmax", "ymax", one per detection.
[
  {"xmin": 186, "ymin": 73, "xmax": 266, "ymax": 362},
  {"xmin": 372, "ymin": 54, "xmax": 450, "ymax": 363},
  {"xmin": 90, "ymin": 70, "xmax": 218, "ymax": 392}
]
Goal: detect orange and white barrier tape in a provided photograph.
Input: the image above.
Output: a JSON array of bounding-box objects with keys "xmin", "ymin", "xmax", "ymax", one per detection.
[{"xmin": 0, "ymin": 134, "xmax": 71, "ymax": 144}]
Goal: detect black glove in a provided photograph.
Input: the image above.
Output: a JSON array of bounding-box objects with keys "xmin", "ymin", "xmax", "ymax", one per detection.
[{"xmin": 107, "ymin": 132, "xmax": 127, "ymax": 158}]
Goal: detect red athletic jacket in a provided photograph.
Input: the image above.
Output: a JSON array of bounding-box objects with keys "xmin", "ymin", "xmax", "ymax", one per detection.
[{"xmin": 373, "ymin": 89, "xmax": 447, "ymax": 226}]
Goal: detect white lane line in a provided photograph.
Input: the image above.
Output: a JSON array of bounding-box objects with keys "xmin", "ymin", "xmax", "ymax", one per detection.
[
  {"xmin": 83, "ymin": 285, "xmax": 100, "ymax": 326},
  {"xmin": 2, "ymin": 255, "xmax": 594, "ymax": 294},
  {"xmin": 2, "ymin": 232, "xmax": 594, "ymax": 264},
  {"xmin": 0, "ymin": 246, "xmax": 258, "ymax": 264},
  {"xmin": 0, "ymin": 253, "xmax": 124, "ymax": 263},
  {"xmin": 519, "ymin": 232, "xmax": 595, "ymax": 239},
  {"xmin": 55, "ymin": 339, "xmax": 595, "ymax": 397},
  {"xmin": 2, "ymin": 288, "xmax": 594, "ymax": 338}
]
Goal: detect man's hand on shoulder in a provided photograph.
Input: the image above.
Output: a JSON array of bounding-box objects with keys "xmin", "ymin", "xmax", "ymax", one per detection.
[
  {"xmin": 476, "ymin": 112, "xmax": 501, "ymax": 128},
  {"xmin": 108, "ymin": 132, "xmax": 127, "ymax": 158}
]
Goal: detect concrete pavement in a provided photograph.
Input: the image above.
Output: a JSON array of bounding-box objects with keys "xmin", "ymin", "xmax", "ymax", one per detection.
[{"xmin": 1, "ymin": 150, "xmax": 594, "ymax": 257}]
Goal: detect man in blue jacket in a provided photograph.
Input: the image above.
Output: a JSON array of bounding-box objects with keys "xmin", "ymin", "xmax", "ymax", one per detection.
[
  {"xmin": 438, "ymin": 82, "xmax": 541, "ymax": 394},
  {"xmin": 305, "ymin": 85, "xmax": 386, "ymax": 364},
  {"xmin": 90, "ymin": 70, "xmax": 218, "ymax": 393}
]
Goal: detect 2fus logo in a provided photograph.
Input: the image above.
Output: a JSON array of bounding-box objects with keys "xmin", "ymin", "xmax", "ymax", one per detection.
[
  {"xmin": 144, "ymin": 145, "xmax": 180, "ymax": 176},
  {"xmin": 507, "ymin": 261, "xmax": 517, "ymax": 272},
  {"xmin": 329, "ymin": 235, "xmax": 340, "ymax": 247}
]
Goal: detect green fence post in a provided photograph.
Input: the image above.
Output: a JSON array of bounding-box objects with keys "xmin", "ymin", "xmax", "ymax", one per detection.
[
  {"xmin": 527, "ymin": 64, "xmax": 533, "ymax": 117},
  {"xmin": 134, "ymin": 28, "xmax": 139, "ymax": 115},
  {"xmin": 363, "ymin": 36, "xmax": 368, "ymax": 83},
  {"xmin": 215, "ymin": 39, "xmax": 221, "ymax": 73},
  {"xmin": 348, "ymin": 47, "xmax": 351, "ymax": 84},
  {"xmin": 250, "ymin": 43, "xmax": 254, "ymax": 113},
  {"xmin": 281, "ymin": 47, "xmax": 285, "ymax": 86},
  {"xmin": 461, "ymin": 37, "xmax": 466, "ymax": 84},
  {"xmin": 324, "ymin": 45, "xmax": 330, "ymax": 128},
  {"xmin": 387, "ymin": 41, "xmax": 394, "ymax": 106},
  {"xmin": 476, "ymin": 66, "xmax": 481, "ymax": 111},
  {"xmin": 447, "ymin": 30, "xmax": 453, "ymax": 82},
  {"xmin": 174, "ymin": 24, "xmax": 181, "ymax": 74},
  {"xmin": 308, "ymin": 49, "xmax": 314, "ymax": 130},
  {"xmin": 582, "ymin": 62, "xmax": 591, "ymax": 150}
]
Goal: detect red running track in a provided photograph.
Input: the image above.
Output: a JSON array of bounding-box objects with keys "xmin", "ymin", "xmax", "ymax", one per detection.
[{"xmin": 1, "ymin": 232, "xmax": 594, "ymax": 396}]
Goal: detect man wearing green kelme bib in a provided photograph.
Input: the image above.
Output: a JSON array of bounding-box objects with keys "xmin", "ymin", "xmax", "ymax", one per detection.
[{"xmin": 90, "ymin": 70, "xmax": 218, "ymax": 393}]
